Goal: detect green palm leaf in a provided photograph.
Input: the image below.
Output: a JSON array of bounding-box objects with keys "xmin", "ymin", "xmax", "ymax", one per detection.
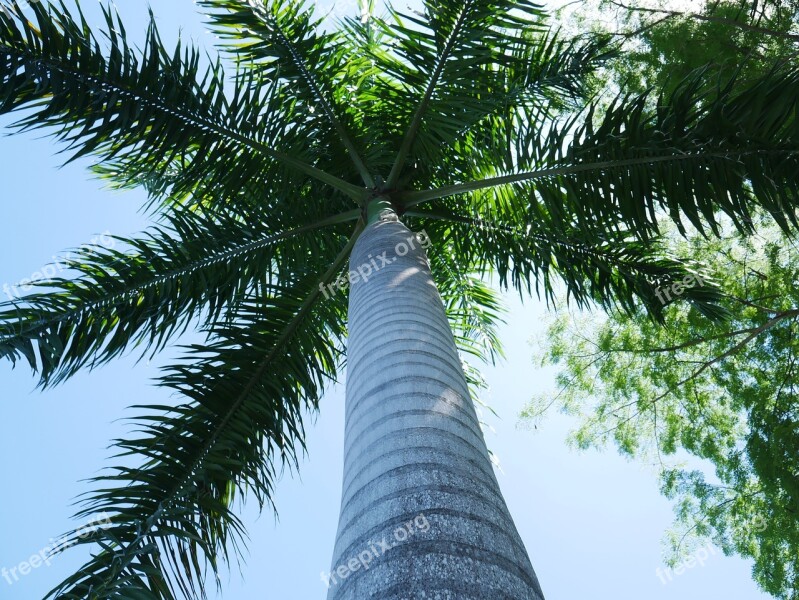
[
  {"xmin": 405, "ymin": 62, "xmax": 799, "ymax": 237},
  {"xmin": 408, "ymin": 201, "xmax": 728, "ymax": 320},
  {"xmin": 0, "ymin": 205, "xmax": 359, "ymax": 386},
  {"xmin": 384, "ymin": 0, "xmax": 546, "ymax": 186},
  {"xmin": 45, "ymin": 226, "xmax": 360, "ymax": 600},
  {"xmin": 0, "ymin": 1, "xmax": 364, "ymax": 202},
  {"xmin": 199, "ymin": 0, "xmax": 375, "ymax": 186}
]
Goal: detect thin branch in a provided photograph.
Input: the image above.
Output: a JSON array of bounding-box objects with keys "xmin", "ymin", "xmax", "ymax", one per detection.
[
  {"xmin": 594, "ymin": 308, "xmax": 799, "ymax": 429},
  {"xmin": 673, "ymin": 488, "xmax": 764, "ymax": 555},
  {"xmin": 608, "ymin": 0, "xmax": 799, "ymax": 43},
  {"xmin": 621, "ymin": 13, "xmax": 676, "ymax": 39},
  {"xmin": 640, "ymin": 308, "xmax": 799, "ymax": 410},
  {"xmin": 639, "ymin": 327, "xmax": 768, "ymax": 353}
]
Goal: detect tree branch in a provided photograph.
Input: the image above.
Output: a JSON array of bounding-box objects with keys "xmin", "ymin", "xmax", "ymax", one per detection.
[{"xmin": 608, "ymin": 0, "xmax": 799, "ymax": 43}]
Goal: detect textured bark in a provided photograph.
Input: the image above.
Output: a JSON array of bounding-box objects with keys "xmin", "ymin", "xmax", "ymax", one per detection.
[{"xmin": 326, "ymin": 215, "xmax": 544, "ymax": 600}]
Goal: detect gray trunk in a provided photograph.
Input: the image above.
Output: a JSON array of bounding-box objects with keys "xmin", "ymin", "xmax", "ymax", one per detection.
[{"xmin": 325, "ymin": 214, "xmax": 544, "ymax": 599}]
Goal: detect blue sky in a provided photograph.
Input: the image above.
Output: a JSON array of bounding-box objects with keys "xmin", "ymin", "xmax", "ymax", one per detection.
[{"xmin": 0, "ymin": 1, "xmax": 769, "ymax": 599}]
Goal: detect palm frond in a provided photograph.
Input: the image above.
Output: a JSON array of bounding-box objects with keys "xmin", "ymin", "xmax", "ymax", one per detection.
[
  {"xmin": 0, "ymin": 1, "xmax": 364, "ymax": 204},
  {"xmin": 45, "ymin": 226, "xmax": 361, "ymax": 600},
  {"xmin": 382, "ymin": 0, "xmax": 547, "ymax": 187},
  {"xmin": 428, "ymin": 237, "xmax": 506, "ymax": 364},
  {"xmin": 434, "ymin": 30, "xmax": 616, "ymax": 186},
  {"xmin": 408, "ymin": 200, "xmax": 729, "ymax": 321},
  {"xmin": 199, "ymin": 0, "xmax": 375, "ymax": 186},
  {"xmin": 0, "ymin": 205, "xmax": 359, "ymax": 386},
  {"xmin": 403, "ymin": 63, "xmax": 799, "ymax": 238}
]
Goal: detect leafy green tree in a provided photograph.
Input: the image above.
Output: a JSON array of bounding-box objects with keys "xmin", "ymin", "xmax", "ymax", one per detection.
[
  {"xmin": 525, "ymin": 215, "xmax": 799, "ymax": 598},
  {"xmin": 2, "ymin": 0, "xmax": 799, "ymax": 598},
  {"xmin": 567, "ymin": 0, "xmax": 799, "ymax": 95}
]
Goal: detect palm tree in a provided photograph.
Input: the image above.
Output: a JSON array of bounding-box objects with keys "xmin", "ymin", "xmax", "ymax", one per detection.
[{"xmin": 1, "ymin": 0, "xmax": 798, "ymax": 598}]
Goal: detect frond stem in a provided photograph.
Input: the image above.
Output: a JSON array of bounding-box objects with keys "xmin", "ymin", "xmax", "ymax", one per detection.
[
  {"xmin": 400, "ymin": 149, "xmax": 793, "ymax": 206},
  {"xmin": 386, "ymin": 0, "xmax": 474, "ymax": 188}
]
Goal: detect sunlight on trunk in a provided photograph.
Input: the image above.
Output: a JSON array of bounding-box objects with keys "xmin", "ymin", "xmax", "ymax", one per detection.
[{"xmin": 326, "ymin": 214, "xmax": 545, "ymax": 599}]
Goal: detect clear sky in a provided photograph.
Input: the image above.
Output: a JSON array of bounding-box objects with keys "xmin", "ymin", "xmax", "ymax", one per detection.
[{"xmin": 0, "ymin": 1, "xmax": 770, "ymax": 599}]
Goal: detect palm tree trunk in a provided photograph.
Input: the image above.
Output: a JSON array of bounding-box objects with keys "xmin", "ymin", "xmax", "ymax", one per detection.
[{"xmin": 326, "ymin": 212, "xmax": 545, "ymax": 599}]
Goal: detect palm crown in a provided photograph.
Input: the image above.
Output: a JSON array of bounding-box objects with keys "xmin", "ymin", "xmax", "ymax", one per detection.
[{"xmin": 1, "ymin": 0, "xmax": 798, "ymax": 597}]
